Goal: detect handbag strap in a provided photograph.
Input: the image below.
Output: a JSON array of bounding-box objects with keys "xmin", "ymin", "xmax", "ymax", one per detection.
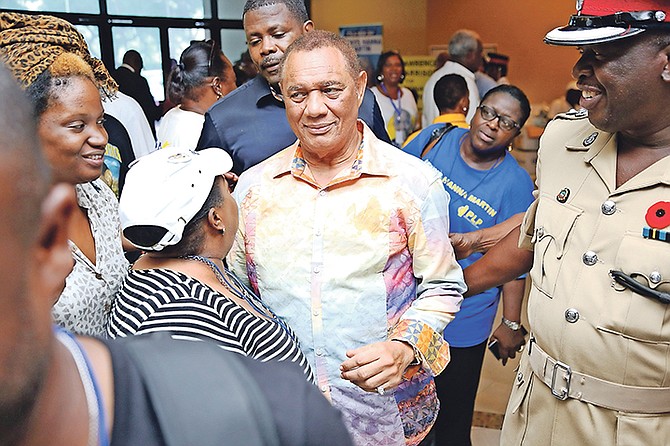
[
  {"xmin": 420, "ymin": 122, "xmax": 456, "ymax": 159},
  {"xmin": 123, "ymin": 333, "xmax": 280, "ymax": 446}
]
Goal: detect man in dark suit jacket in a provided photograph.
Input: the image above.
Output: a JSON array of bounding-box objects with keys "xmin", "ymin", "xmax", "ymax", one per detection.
[{"xmin": 113, "ymin": 50, "xmax": 162, "ymax": 136}]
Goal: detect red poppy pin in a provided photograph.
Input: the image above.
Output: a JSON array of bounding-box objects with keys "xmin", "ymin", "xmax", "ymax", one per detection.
[{"xmin": 643, "ymin": 201, "xmax": 670, "ymax": 243}]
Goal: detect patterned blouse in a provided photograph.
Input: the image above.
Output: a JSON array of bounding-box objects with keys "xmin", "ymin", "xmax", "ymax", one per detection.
[
  {"xmin": 230, "ymin": 122, "xmax": 466, "ymax": 446},
  {"xmin": 52, "ymin": 180, "xmax": 129, "ymax": 337},
  {"xmin": 107, "ymin": 268, "xmax": 314, "ymax": 382}
]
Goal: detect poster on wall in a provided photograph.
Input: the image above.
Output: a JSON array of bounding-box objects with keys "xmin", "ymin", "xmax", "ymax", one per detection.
[
  {"xmin": 403, "ymin": 56, "xmax": 436, "ymax": 115},
  {"xmin": 339, "ymin": 24, "xmax": 383, "ymax": 86}
]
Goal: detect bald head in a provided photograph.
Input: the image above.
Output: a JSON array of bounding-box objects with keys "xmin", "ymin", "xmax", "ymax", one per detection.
[{"xmin": 123, "ymin": 49, "xmax": 143, "ymax": 72}]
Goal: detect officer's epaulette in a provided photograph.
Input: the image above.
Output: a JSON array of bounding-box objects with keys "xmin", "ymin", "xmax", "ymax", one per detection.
[{"xmin": 552, "ymin": 108, "xmax": 588, "ymax": 121}]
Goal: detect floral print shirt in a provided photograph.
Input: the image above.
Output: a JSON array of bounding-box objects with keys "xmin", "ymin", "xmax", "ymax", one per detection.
[
  {"xmin": 52, "ymin": 179, "xmax": 128, "ymax": 337},
  {"xmin": 230, "ymin": 122, "xmax": 465, "ymax": 445}
]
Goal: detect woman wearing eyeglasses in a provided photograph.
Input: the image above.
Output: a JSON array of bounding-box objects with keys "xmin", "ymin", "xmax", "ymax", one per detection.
[
  {"xmin": 403, "ymin": 84, "xmax": 535, "ymax": 446},
  {"xmin": 157, "ymin": 40, "xmax": 237, "ymax": 150}
]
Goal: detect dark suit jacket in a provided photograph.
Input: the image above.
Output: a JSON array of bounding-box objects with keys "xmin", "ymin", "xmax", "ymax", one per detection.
[{"xmin": 113, "ymin": 66, "xmax": 161, "ymax": 135}]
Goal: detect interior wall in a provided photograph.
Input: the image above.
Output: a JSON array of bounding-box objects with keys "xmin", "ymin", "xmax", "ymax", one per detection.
[
  {"xmin": 310, "ymin": 0, "xmax": 428, "ymax": 56},
  {"xmin": 311, "ymin": 0, "xmax": 579, "ymax": 107},
  {"xmin": 426, "ymin": 0, "xmax": 578, "ymax": 106}
]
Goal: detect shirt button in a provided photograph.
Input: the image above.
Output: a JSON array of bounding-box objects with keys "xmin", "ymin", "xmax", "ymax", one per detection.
[
  {"xmin": 316, "ymin": 348, "xmax": 324, "ymax": 356},
  {"xmin": 95, "ymin": 272, "xmax": 103, "ymax": 280},
  {"xmin": 319, "ymin": 190, "xmax": 326, "ymax": 197},
  {"xmin": 536, "ymin": 226, "xmax": 545, "ymax": 239},
  {"xmin": 601, "ymin": 200, "xmax": 616, "ymax": 215},
  {"xmin": 313, "ymin": 308, "xmax": 320, "ymax": 316},
  {"xmin": 320, "ymin": 385, "xmax": 328, "ymax": 393},
  {"xmin": 565, "ymin": 308, "xmax": 580, "ymax": 323},
  {"xmin": 313, "ymin": 266, "xmax": 321, "ymax": 274},
  {"xmin": 583, "ymin": 251, "xmax": 598, "ymax": 266},
  {"xmin": 315, "ymin": 229, "xmax": 322, "ymax": 236},
  {"xmin": 650, "ymin": 271, "xmax": 662, "ymax": 284}
]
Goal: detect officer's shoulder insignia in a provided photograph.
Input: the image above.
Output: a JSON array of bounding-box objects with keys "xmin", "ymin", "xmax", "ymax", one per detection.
[
  {"xmin": 556, "ymin": 188, "xmax": 570, "ymax": 203},
  {"xmin": 554, "ymin": 108, "xmax": 588, "ymax": 121},
  {"xmin": 582, "ymin": 131, "xmax": 598, "ymax": 146}
]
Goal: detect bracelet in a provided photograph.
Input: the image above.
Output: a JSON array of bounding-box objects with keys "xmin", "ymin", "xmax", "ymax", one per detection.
[
  {"xmin": 392, "ymin": 339, "xmax": 422, "ymax": 366},
  {"xmin": 502, "ymin": 317, "xmax": 522, "ymax": 331}
]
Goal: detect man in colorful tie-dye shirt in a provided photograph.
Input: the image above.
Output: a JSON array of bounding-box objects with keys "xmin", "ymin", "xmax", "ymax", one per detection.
[{"xmin": 229, "ymin": 30, "xmax": 465, "ymax": 446}]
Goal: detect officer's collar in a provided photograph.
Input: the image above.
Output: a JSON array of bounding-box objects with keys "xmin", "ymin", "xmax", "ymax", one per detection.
[{"xmin": 564, "ymin": 121, "xmax": 613, "ymax": 160}]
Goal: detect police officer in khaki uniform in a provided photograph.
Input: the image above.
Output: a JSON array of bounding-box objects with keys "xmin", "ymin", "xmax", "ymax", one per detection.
[{"xmin": 462, "ymin": 0, "xmax": 670, "ymax": 444}]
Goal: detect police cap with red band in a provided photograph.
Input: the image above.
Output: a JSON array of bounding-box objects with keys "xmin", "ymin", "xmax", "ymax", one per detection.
[{"xmin": 545, "ymin": 0, "xmax": 669, "ymax": 46}]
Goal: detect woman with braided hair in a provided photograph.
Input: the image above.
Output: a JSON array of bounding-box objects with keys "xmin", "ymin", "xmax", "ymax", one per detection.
[{"xmin": 0, "ymin": 12, "xmax": 128, "ymax": 337}]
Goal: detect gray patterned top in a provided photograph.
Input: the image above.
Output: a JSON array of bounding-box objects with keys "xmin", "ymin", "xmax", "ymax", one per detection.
[{"xmin": 52, "ymin": 180, "xmax": 129, "ymax": 337}]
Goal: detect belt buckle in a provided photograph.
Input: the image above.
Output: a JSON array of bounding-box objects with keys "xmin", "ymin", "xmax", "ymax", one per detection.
[{"xmin": 550, "ymin": 361, "xmax": 572, "ymax": 400}]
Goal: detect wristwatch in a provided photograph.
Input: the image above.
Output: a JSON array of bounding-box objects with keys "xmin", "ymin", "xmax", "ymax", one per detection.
[{"xmin": 502, "ymin": 316, "xmax": 522, "ymax": 331}]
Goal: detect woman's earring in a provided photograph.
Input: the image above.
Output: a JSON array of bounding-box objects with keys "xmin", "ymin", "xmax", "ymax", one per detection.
[
  {"xmin": 221, "ymin": 227, "xmax": 226, "ymax": 236},
  {"xmin": 376, "ymin": 74, "xmax": 384, "ymax": 82}
]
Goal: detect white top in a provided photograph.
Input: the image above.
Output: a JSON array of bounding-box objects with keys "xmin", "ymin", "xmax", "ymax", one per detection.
[
  {"xmin": 370, "ymin": 85, "xmax": 418, "ymax": 147},
  {"xmin": 157, "ymin": 105, "xmax": 206, "ymax": 150},
  {"xmin": 422, "ymin": 61, "xmax": 480, "ymax": 127},
  {"xmin": 103, "ymin": 91, "xmax": 157, "ymax": 158}
]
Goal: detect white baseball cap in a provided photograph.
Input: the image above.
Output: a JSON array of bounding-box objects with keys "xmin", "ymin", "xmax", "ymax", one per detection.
[{"xmin": 119, "ymin": 147, "xmax": 233, "ymax": 251}]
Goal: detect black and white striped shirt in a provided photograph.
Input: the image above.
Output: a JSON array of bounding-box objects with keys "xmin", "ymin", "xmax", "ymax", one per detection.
[{"xmin": 107, "ymin": 268, "xmax": 314, "ymax": 381}]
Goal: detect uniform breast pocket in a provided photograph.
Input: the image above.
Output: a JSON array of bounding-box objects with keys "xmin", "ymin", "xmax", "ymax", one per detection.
[
  {"xmin": 529, "ymin": 198, "xmax": 583, "ymax": 298},
  {"xmin": 600, "ymin": 233, "xmax": 670, "ymax": 343}
]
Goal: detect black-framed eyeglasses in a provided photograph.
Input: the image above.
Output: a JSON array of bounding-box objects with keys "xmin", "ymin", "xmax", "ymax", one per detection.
[{"xmin": 478, "ymin": 104, "xmax": 520, "ymax": 132}]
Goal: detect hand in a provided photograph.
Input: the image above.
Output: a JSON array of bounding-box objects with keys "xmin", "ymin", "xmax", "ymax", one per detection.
[
  {"xmin": 223, "ymin": 171, "xmax": 239, "ymax": 192},
  {"xmin": 340, "ymin": 341, "xmax": 415, "ymax": 393},
  {"xmin": 490, "ymin": 323, "xmax": 526, "ymax": 366},
  {"xmin": 449, "ymin": 232, "xmax": 478, "ymax": 260}
]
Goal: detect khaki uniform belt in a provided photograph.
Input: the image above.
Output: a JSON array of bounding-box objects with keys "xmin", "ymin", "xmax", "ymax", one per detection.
[{"xmin": 527, "ymin": 338, "xmax": 670, "ymax": 414}]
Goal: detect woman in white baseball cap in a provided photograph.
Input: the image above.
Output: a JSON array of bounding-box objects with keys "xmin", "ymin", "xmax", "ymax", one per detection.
[{"xmin": 107, "ymin": 146, "xmax": 314, "ymax": 381}]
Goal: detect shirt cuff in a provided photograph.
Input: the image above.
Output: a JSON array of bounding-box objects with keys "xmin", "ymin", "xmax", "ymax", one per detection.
[{"xmin": 388, "ymin": 319, "xmax": 451, "ymax": 377}]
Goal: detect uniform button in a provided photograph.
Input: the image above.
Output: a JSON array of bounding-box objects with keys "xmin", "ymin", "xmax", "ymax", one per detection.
[
  {"xmin": 601, "ymin": 200, "xmax": 616, "ymax": 215},
  {"xmin": 536, "ymin": 226, "xmax": 545, "ymax": 239},
  {"xmin": 650, "ymin": 271, "xmax": 662, "ymax": 284},
  {"xmin": 583, "ymin": 251, "xmax": 598, "ymax": 266},
  {"xmin": 516, "ymin": 372, "xmax": 523, "ymax": 383},
  {"xmin": 565, "ymin": 308, "xmax": 580, "ymax": 323}
]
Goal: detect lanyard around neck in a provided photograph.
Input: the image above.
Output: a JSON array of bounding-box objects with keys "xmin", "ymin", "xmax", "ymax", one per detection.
[{"xmin": 379, "ymin": 83, "xmax": 403, "ymax": 117}]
